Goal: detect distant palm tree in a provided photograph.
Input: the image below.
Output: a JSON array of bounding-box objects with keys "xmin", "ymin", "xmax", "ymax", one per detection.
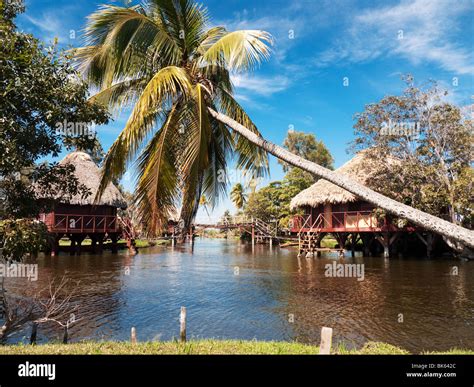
[
  {"xmin": 230, "ymin": 183, "xmax": 247, "ymax": 210},
  {"xmin": 76, "ymin": 0, "xmax": 270, "ymax": 235}
]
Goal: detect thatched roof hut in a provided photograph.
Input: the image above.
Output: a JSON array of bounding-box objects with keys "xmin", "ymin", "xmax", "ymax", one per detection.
[
  {"xmin": 49, "ymin": 151, "xmax": 127, "ymax": 208},
  {"xmin": 290, "ymin": 151, "xmax": 386, "ymax": 210}
]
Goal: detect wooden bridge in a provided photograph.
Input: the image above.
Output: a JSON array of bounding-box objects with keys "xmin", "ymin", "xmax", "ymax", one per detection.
[{"xmin": 193, "ymin": 216, "xmax": 279, "ymax": 245}]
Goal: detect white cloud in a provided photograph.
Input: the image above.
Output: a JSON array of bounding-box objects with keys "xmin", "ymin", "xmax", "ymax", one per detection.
[
  {"xmin": 316, "ymin": 0, "xmax": 474, "ymax": 74},
  {"xmin": 231, "ymin": 74, "xmax": 290, "ymax": 96},
  {"xmin": 21, "ymin": 4, "xmax": 81, "ymax": 44},
  {"xmin": 23, "ymin": 13, "xmax": 63, "ymax": 41}
]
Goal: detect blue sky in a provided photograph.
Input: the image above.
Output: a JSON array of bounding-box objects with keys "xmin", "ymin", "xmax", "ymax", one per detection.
[{"xmin": 16, "ymin": 0, "xmax": 473, "ymax": 221}]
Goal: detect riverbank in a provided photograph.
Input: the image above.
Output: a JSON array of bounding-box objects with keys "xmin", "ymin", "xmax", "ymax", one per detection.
[
  {"xmin": 0, "ymin": 340, "xmax": 472, "ymax": 355},
  {"xmin": 57, "ymin": 238, "xmax": 170, "ymax": 250}
]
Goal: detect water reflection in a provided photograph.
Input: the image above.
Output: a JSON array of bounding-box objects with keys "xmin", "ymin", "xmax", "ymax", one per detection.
[{"xmin": 3, "ymin": 239, "xmax": 474, "ymax": 352}]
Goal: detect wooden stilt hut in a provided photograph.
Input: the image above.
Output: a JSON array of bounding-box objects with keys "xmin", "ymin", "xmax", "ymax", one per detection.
[
  {"xmin": 38, "ymin": 151, "xmax": 127, "ymax": 256},
  {"xmin": 290, "ymin": 151, "xmax": 427, "ymax": 258}
]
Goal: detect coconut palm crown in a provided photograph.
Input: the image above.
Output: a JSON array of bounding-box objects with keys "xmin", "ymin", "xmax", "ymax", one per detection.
[
  {"xmin": 75, "ymin": 0, "xmax": 272, "ymax": 234},
  {"xmin": 230, "ymin": 183, "xmax": 247, "ymax": 210}
]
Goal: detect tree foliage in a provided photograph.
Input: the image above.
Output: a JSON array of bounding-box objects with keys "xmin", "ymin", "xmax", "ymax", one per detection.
[
  {"xmin": 279, "ymin": 130, "xmax": 334, "ymax": 176},
  {"xmin": 0, "ymin": 219, "xmax": 50, "ymax": 261},
  {"xmin": 0, "ymin": 1, "xmax": 109, "ymax": 260},
  {"xmin": 0, "ymin": 1, "xmax": 109, "ymax": 221},
  {"xmin": 230, "ymin": 183, "xmax": 247, "ymax": 210},
  {"xmin": 246, "ymin": 131, "xmax": 334, "ymax": 227},
  {"xmin": 352, "ymin": 76, "xmax": 473, "ymax": 228},
  {"xmin": 75, "ymin": 0, "xmax": 272, "ymax": 235}
]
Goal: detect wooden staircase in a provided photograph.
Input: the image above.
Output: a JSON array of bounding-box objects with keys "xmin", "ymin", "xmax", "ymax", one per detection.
[
  {"xmin": 296, "ymin": 215, "xmax": 328, "ymax": 258},
  {"xmin": 253, "ymin": 218, "xmax": 277, "ymax": 243},
  {"xmin": 298, "ymin": 231, "xmax": 323, "ymax": 257}
]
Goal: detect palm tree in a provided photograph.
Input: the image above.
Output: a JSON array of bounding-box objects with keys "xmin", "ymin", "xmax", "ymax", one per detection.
[
  {"xmin": 208, "ymin": 109, "xmax": 474, "ymax": 251},
  {"xmin": 77, "ymin": 1, "xmax": 473, "ymax": 251},
  {"xmin": 230, "ymin": 183, "xmax": 247, "ymax": 210},
  {"xmin": 75, "ymin": 0, "xmax": 270, "ymax": 235}
]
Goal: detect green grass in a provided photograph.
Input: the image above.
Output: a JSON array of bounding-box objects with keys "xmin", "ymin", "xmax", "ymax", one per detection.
[
  {"xmin": 0, "ymin": 340, "xmax": 471, "ymax": 355},
  {"xmin": 0, "ymin": 340, "xmax": 317, "ymax": 355},
  {"xmin": 320, "ymin": 236, "xmax": 338, "ymax": 248}
]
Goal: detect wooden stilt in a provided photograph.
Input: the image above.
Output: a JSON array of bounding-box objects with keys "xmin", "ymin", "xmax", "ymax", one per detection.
[
  {"xmin": 333, "ymin": 233, "xmax": 348, "ymax": 256},
  {"xmin": 97, "ymin": 234, "xmax": 104, "ymax": 254},
  {"xmin": 110, "ymin": 234, "xmax": 118, "ymax": 254},
  {"xmin": 69, "ymin": 238, "xmax": 76, "ymax": 256},
  {"xmin": 51, "ymin": 235, "xmax": 60, "ymax": 257},
  {"xmin": 316, "ymin": 235, "xmax": 322, "ymax": 258},
  {"xmin": 375, "ymin": 232, "xmax": 394, "ymax": 258},
  {"xmin": 415, "ymin": 232, "xmax": 437, "ymax": 258},
  {"xmin": 350, "ymin": 233, "xmax": 359, "ymax": 257},
  {"xmin": 360, "ymin": 233, "xmax": 372, "ymax": 257},
  {"xmin": 251, "ymin": 222, "xmax": 255, "ymax": 247},
  {"xmin": 75, "ymin": 235, "xmax": 86, "ymax": 255}
]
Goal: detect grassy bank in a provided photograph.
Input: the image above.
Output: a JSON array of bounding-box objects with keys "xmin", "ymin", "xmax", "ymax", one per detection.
[
  {"xmin": 0, "ymin": 340, "xmax": 472, "ymax": 355},
  {"xmin": 58, "ymin": 238, "xmax": 169, "ymax": 248}
]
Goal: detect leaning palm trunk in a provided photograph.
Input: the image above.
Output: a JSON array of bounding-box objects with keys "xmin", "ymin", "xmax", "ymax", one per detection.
[{"xmin": 209, "ymin": 108, "xmax": 474, "ymax": 252}]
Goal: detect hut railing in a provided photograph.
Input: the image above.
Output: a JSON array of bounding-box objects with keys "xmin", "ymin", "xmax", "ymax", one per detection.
[
  {"xmin": 48, "ymin": 214, "xmax": 120, "ymax": 233},
  {"xmin": 293, "ymin": 211, "xmax": 389, "ymax": 233},
  {"xmin": 292, "ymin": 215, "xmax": 312, "ymax": 238}
]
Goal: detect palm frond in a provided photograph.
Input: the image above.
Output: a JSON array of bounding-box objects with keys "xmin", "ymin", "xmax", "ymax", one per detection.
[
  {"xmin": 96, "ymin": 66, "xmax": 192, "ymax": 201},
  {"xmin": 179, "ymin": 83, "xmax": 213, "ymax": 225},
  {"xmin": 202, "ymin": 104, "xmax": 233, "ymax": 209},
  {"xmin": 201, "ymin": 30, "xmax": 273, "ymax": 72},
  {"xmin": 89, "ymin": 77, "xmax": 149, "ymax": 113},
  {"xmin": 197, "ymin": 26, "xmax": 228, "ymax": 54},
  {"xmin": 76, "ymin": 4, "xmax": 181, "ymax": 89},
  {"xmin": 135, "ymin": 105, "xmax": 181, "ymax": 235}
]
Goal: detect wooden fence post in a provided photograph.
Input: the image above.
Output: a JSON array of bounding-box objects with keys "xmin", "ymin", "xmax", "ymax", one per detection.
[
  {"xmin": 62, "ymin": 324, "xmax": 68, "ymax": 344},
  {"xmin": 180, "ymin": 307, "xmax": 187, "ymax": 343},
  {"xmin": 319, "ymin": 327, "xmax": 333, "ymax": 354},
  {"xmin": 30, "ymin": 322, "xmax": 38, "ymax": 345},
  {"xmin": 131, "ymin": 327, "xmax": 137, "ymax": 344}
]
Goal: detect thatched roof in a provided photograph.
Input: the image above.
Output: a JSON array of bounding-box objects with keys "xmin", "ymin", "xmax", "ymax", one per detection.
[
  {"xmin": 290, "ymin": 151, "xmax": 386, "ymax": 210},
  {"xmin": 47, "ymin": 151, "xmax": 127, "ymax": 208}
]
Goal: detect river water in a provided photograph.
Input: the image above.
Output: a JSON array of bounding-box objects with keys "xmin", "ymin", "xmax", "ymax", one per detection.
[{"xmin": 5, "ymin": 239, "xmax": 474, "ymax": 352}]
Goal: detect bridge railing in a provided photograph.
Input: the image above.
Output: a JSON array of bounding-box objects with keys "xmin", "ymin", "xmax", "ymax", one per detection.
[
  {"xmin": 194, "ymin": 215, "xmax": 255, "ymax": 227},
  {"xmin": 194, "ymin": 216, "xmax": 278, "ymax": 236}
]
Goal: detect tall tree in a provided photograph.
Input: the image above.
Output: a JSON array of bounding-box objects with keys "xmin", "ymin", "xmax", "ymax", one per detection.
[
  {"xmin": 279, "ymin": 130, "xmax": 334, "ymax": 188},
  {"xmin": 279, "ymin": 130, "xmax": 334, "ymax": 172},
  {"xmin": 0, "ymin": 0, "xmax": 109, "ymax": 222},
  {"xmin": 352, "ymin": 76, "xmax": 473, "ymax": 228},
  {"xmin": 75, "ymin": 0, "xmax": 270, "ymax": 236}
]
